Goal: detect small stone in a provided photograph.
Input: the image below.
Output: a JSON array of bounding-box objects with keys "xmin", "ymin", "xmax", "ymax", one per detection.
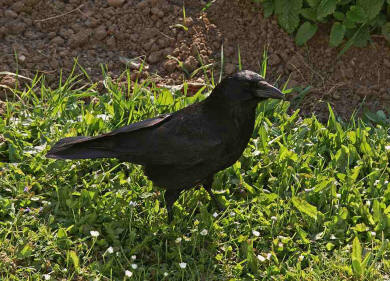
[
  {"xmin": 107, "ymin": 0, "xmax": 125, "ymax": 7},
  {"xmin": 184, "ymin": 17, "xmax": 194, "ymax": 27},
  {"xmin": 51, "ymin": 36, "xmax": 65, "ymax": 45},
  {"xmin": 268, "ymin": 54, "xmax": 281, "ymax": 66},
  {"xmin": 4, "ymin": 9, "xmax": 18, "ymax": 18},
  {"xmin": 384, "ymin": 59, "xmax": 390, "ymax": 68},
  {"xmin": 94, "ymin": 25, "xmax": 107, "ymax": 41},
  {"xmin": 151, "ymin": 7, "xmax": 164, "ymax": 17},
  {"xmin": 71, "ymin": 30, "xmax": 90, "ymax": 47},
  {"xmin": 8, "ymin": 21, "xmax": 26, "ymax": 34},
  {"xmin": 148, "ymin": 51, "xmax": 162, "ymax": 63},
  {"xmin": 224, "ymin": 63, "xmax": 235, "ymax": 75},
  {"xmin": 163, "ymin": 59, "xmax": 177, "ymax": 72},
  {"xmin": 183, "ymin": 56, "xmax": 198, "ymax": 73}
]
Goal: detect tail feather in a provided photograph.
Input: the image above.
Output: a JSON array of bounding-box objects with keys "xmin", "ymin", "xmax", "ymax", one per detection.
[{"xmin": 46, "ymin": 136, "xmax": 119, "ymax": 160}]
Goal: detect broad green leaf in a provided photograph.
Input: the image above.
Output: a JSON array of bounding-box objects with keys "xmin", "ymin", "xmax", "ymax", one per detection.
[
  {"xmin": 317, "ymin": 0, "xmax": 337, "ymax": 19},
  {"xmin": 275, "ymin": 0, "xmax": 303, "ymax": 33},
  {"xmin": 347, "ymin": 6, "xmax": 368, "ymax": 23},
  {"xmin": 69, "ymin": 250, "xmax": 80, "ymax": 270},
  {"xmin": 292, "ymin": 196, "xmax": 319, "ymax": 220},
  {"xmin": 262, "ymin": 0, "xmax": 275, "ymax": 18},
  {"xmin": 333, "ymin": 11, "xmax": 345, "ymax": 21},
  {"xmin": 301, "ymin": 8, "xmax": 317, "ymax": 21},
  {"xmin": 305, "ymin": 0, "xmax": 319, "ymax": 7},
  {"xmin": 295, "ymin": 22, "xmax": 318, "ymax": 45},
  {"xmin": 357, "ymin": 0, "xmax": 384, "ymax": 19},
  {"xmin": 330, "ymin": 22, "xmax": 346, "ymax": 46},
  {"xmin": 382, "ymin": 22, "xmax": 390, "ymax": 42},
  {"xmin": 352, "ymin": 236, "xmax": 363, "ymax": 276}
]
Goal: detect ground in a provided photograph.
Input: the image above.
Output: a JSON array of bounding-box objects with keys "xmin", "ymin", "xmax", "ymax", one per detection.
[{"xmin": 1, "ymin": 0, "xmax": 390, "ymax": 119}]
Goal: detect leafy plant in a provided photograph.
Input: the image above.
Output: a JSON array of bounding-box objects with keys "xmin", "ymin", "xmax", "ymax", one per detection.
[{"xmin": 254, "ymin": 0, "xmax": 390, "ymax": 50}]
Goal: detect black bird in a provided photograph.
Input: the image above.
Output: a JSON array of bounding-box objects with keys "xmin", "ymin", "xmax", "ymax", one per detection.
[{"xmin": 46, "ymin": 70, "xmax": 284, "ymax": 220}]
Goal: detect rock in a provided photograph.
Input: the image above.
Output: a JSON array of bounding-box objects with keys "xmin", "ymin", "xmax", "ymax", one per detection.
[
  {"xmin": 4, "ymin": 9, "xmax": 18, "ymax": 18},
  {"xmin": 268, "ymin": 54, "xmax": 281, "ymax": 66},
  {"xmin": 184, "ymin": 17, "xmax": 194, "ymax": 26},
  {"xmin": 94, "ymin": 25, "xmax": 107, "ymax": 41},
  {"xmin": 224, "ymin": 63, "xmax": 235, "ymax": 75},
  {"xmin": 151, "ymin": 7, "xmax": 164, "ymax": 17},
  {"xmin": 148, "ymin": 51, "xmax": 162, "ymax": 63},
  {"xmin": 71, "ymin": 30, "xmax": 91, "ymax": 47},
  {"xmin": 163, "ymin": 59, "xmax": 177, "ymax": 72},
  {"xmin": 183, "ymin": 56, "xmax": 198, "ymax": 72},
  {"xmin": 107, "ymin": 0, "xmax": 125, "ymax": 7},
  {"xmin": 384, "ymin": 59, "xmax": 390, "ymax": 68},
  {"xmin": 51, "ymin": 36, "xmax": 65, "ymax": 45},
  {"xmin": 8, "ymin": 21, "xmax": 26, "ymax": 34}
]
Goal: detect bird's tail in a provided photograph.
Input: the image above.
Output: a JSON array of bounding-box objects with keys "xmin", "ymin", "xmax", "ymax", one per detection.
[{"xmin": 46, "ymin": 135, "xmax": 119, "ymax": 160}]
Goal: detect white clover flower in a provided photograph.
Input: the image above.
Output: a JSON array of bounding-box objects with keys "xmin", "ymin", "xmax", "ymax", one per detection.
[
  {"xmin": 330, "ymin": 234, "xmax": 336, "ymax": 240},
  {"xmin": 90, "ymin": 230, "xmax": 100, "ymax": 237},
  {"xmin": 213, "ymin": 212, "xmax": 218, "ymax": 218},
  {"xmin": 125, "ymin": 270, "xmax": 133, "ymax": 277},
  {"xmin": 131, "ymin": 255, "xmax": 136, "ymax": 260},
  {"xmin": 179, "ymin": 262, "xmax": 187, "ymax": 269},
  {"xmin": 200, "ymin": 229, "xmax": 208, "ymax": 236},
  {"xmin": 266, "ymin": 253, "xmax": 272, "ymax": 260},
  {"xmin": 385, "ymin": 145, "xmax": 390, "ymax": 151},
  {"xmin": 298, "ymin": 255, "xmax": 304, "ymax": 262},
  {"xmin": 164, "ymin": 272, "xmax": 169, "ymax": 277},
  {"xmin": 252, "ymin": 230, "xmax": 260, "ymax": 237},
  {"xmin": 43, "ymin": 274, "xmax": 51, "ymax": 280},
  {"xmin": 175, "ymin": 237, "xmax": 182, "ymax": 244},
  {"xmin": 374, "ymin": 180, "xmax": 380, "ymax": 186},
  {"xmin": 371, "ymin": 231, "xmax": 376, "ymax": 237},
  {"xmin": 131, "ymin": 263, "xmax": 138, "ymax": 269},
  {"xmin": 107, "ymin": 246, "xmax": 114, "ymax": 254},
  {"xmin": 271, "ymin": 216, "xmax": 277, "ymax": 221},
  {"xmin": 336, "ymin": 193, "xmax": 341, "ymax": 199},
  {"xmin": 257, "ymin": 255, "xmax": 266, "ymax": 262}
]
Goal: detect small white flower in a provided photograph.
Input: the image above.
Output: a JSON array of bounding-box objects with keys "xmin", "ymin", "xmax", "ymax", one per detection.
[
  {"xmin": 385, "ymin": 181, "xmax": 389, "ymax": 185},
  {"xmin": 125, "ymin": 270, "xmax": 133, "ymax": 277},
  {"xmin": 131, "ymin": 255, "xmax": 136, "ymax": 260},
  {"xmin": 257, "ymin": 255, "xmax": 266, "ymax": 262},
  {"xmin": 271, "ymin": 216, "xmax": 277, "ymax": 221},
  {"xmin": 278, "ymin": 242, "xmax": 283, "ymax": 248},
  {"xmin": 252, "ymin": 230, "xmax": 260, "ymax": 237},
  {"xmin": 107, "ymin": 246, "xmax": 114, "ymax": 254},
  {"xmin": 63, "ymin": 268, "xmax": 68, "ymax": 272},
  {"xmin": 129, "ymin": 201, "xmax": 137, "ymax": 207},
  {"xmin": 230, "ymin": 211, "xmax": 236, "ymax": 217},
  {"xmin": 330, "ymin": 234, "xmax": 336, "ymax": 240},
  {"xmin": 213, "ymin": 212, "xmax": 218, "ymax": 218},
  {"xmin": 90, "ymin": 230, "xmax": 100, "ymax": 237},
  {"xmin": 374, "ymin": 180, "xmax": 380, "ymax": 186},
  {"xmin": 131, "ymin": 263, "xmax": 138, "ymax": 269},
  {"xmin": 96, "ymin": 114, "xmax": 110, "ymax": 121},
  {"xmin": 175, "ymin": 237, "xmax": 182, "ymax": 243},
  {"xmin": 43, "ymin": 274, "xmax": 51, "ymax": 280},
  {"xmin": 334, "ymin": 204, "xmax": 339, "ymax": 209},
  {"xmin": 266, "ymin": 253, "xmax": 272, "ymax": 260},
  {"xmin": 336, "ymin": 193, "xmax": 341, "ymax": 199},
  {"xmin": 385, "ymin": 145, "xmax": 390, "ymax": 151},
  {"xmin": 200, "ymin": 229, "xmax": 208, "ymax": 236},
  {"xmin": 298, "ymin": 255, "xmax": 304, "ymax": 262},
  {"xmin": 179, "ymin": 262, "xmax": 187, "ymax": 269},
  {"xmin": 366, "ymin": 200, "xmax": 371, "ymax": 207},
  {"xmin": 371, "ymin": 231, "xmax": 376, "ymax": 237},
  {"xmin": 164, "ymin": 272, "xmax": 169, "ymax": 277}
]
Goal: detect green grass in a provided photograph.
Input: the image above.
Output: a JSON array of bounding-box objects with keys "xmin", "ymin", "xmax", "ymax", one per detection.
[{"xmin": 1, "ymin": 66, "xmax": 390, "ymax": 280}]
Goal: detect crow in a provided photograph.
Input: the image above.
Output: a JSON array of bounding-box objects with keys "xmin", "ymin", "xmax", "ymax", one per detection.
[{"xmin": 46, "ymin": 70, "xmax": 284, "ymax": 221}]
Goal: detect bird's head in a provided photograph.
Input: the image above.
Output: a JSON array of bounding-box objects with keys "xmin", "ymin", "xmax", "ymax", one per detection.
[{"xmin": 209, "ymin": 70, "xmax": 284, "ymax": 104}]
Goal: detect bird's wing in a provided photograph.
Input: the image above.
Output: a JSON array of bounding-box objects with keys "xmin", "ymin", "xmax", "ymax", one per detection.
[{"xmin": 46, "ymin": 114, "xmax": 172, "ymax": 159}]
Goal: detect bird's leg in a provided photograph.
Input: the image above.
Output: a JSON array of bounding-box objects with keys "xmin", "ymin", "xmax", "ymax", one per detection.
[
  {"xmin": 203, "ymin": 176, "xmax": 225, "ymax": 211},
  {"xmin": 164, "ymin": 189, "xmax": 180, "ymax": 223}
]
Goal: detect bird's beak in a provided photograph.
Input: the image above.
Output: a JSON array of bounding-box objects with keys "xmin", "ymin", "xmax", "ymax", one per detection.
[{"xmin": 255, "ymin": 81, "xmax": 285, "ymax": 100}]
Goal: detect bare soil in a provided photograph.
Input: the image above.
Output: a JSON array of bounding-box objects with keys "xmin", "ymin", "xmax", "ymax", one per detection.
[{"xmin": 1, "ymin": 0, "xmax": 390, "ymax": 119}]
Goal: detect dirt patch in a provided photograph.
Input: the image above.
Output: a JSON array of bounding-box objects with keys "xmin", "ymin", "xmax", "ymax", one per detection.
[{"xmin": 1, "ymin": 0, "xmax": 389, "ymax": 119}]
